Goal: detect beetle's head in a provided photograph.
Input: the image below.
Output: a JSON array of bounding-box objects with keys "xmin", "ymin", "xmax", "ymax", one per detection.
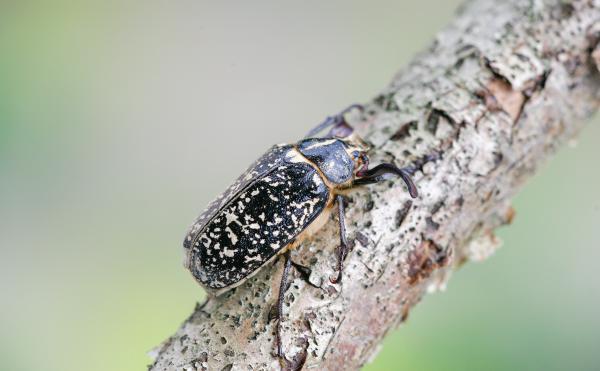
[{"xmin": 338, "ymin": 134, "xmax": 371, "ymax": 178}]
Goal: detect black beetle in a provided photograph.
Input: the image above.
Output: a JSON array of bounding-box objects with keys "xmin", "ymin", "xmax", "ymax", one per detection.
[{"xmin": 182, "ymin": 105, "xmax": 418, "ymax": 364}]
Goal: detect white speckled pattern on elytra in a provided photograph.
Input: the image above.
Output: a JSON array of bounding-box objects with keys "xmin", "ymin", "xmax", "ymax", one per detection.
[{"xmin": 183, "ymin": 138, "xmax": 365, "ymax": 292}]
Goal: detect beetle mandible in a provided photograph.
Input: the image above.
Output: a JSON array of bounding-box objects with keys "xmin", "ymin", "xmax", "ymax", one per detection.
[{"xmin": 182, "ymin": 105, "xmax": 419, "ymax": 365}]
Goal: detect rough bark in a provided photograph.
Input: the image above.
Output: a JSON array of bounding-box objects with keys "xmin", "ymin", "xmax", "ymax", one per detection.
[{"xmin": 150, "ymin": 1, "xmax": 600, "ymax": 370}]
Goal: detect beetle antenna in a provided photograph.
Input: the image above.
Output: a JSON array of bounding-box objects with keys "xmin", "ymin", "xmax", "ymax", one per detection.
[{"xmin": 354, "ymin": 163, "xmax": 419, "ymax": 198}]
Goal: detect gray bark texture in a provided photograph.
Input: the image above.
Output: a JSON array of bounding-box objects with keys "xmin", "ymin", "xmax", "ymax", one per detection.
[{"xmin": 150, "ymin": 0, "xmax": 600, "ymax": 370}]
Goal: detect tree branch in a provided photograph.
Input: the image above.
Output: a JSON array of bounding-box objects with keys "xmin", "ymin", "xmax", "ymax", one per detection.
[{"xmin": 149, "ymin": 1, "xmax": 600, "ymax": 370}]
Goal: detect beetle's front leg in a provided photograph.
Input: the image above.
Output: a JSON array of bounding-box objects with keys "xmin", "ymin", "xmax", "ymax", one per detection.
[
  {"xmin": 330, "ymin": 195, "xmax": 350, "ymax": 284},
  {"xmin": 304, "ymin": 104, "xmax": 363, "ymax": 139}
]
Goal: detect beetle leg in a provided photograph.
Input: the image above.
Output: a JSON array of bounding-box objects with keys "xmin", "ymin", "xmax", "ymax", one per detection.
[
  {"xmin": 304, "ymin": 115, "xmax": 339, "ymax": 139},
  {"xmin": 354, "ymin": 163, "xmax": 419, "ymax": 198},
  {"xmin": 276, "ymin": 251, "xmax": 293, "ymax": 360},
  {"xmin": 304, "ymin": 104, "xmax": 363, "ymax": 138},
  {"xmin": 330, "ymin": 195, "xmax": 349, "ymax": 284}
]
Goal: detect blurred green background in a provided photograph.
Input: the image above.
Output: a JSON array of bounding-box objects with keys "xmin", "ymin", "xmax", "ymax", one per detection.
[{"xmin": 1, "ymin": 1, "xmax": 598, "ymax": 371}]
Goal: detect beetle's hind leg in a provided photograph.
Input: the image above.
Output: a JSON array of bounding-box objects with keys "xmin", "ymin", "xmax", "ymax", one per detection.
[
  {"xmin": 330, "ymin": 195, "xmax": 350, "ymax": 284},
  {"xmin": 275, "ymin": 252, "xmax": 309, "ymax": 370},
  {"xmin": 274, "ymin": 252, "xmax": 310, "ymax": 370},
  {"xmin": 354, "ymin": 163, "xmax": 419, "ymax": 198},
  {"xmin": 304, "ymin": 104, "xmax": 363, "ymax": 139},
  {"xmin": 276, "ymin": 251, "xmax": 293, "ymax": 360}
]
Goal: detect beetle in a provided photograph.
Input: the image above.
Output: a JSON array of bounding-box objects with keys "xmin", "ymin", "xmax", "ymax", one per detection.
[{"xmin": 182, "ymin": 105, "xmax": 419, "ymax": 365}]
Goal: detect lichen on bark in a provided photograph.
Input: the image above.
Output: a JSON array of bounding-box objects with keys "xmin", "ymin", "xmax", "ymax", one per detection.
[{"xmin": 149, "ymin": 0, "xmax": 600, "ymax": 370}]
